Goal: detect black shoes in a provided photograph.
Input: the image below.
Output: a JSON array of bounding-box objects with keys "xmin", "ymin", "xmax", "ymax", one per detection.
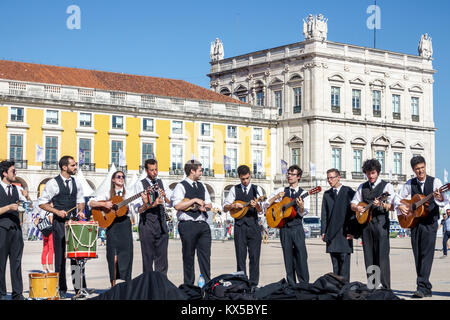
[
  {"xmin": 412, "ymin": 290, "xmax": 432, "ymax": 298},
  {"xmin": 59, "ymin": 291, "xmax": 67, "ymax": 299}
]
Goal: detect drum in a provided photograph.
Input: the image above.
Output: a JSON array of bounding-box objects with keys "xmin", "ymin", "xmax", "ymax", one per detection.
[
  {"xmin": 65, "ymin": 221, "xmax": 99, "ymax": 259},
  {"xmin": 29, "ymin": 272, "xmax": 59, "ymax": 300}
]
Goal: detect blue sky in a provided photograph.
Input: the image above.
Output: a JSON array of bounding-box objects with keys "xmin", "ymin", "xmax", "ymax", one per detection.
[{"xmin": 0, "ymin": 0, "xmax": 448, "ymax": 182}]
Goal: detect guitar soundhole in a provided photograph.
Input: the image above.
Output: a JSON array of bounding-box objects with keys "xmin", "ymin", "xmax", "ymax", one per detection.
[
  {"xmin": 112, "ymin": 204, "xmax": 118, "ymax": 211},
  {"xmin": 271, "ymin": 209, "xmax": 275, "ymax": 220}
]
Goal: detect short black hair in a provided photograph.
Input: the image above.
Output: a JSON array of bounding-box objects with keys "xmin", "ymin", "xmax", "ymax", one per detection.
[
  {"xmin": 326, "ymin": 168, "xmax": 341, "ymax": 177},
  {"xmin": 0, "ymin": 160, "xmax": 15, "ymax": 179},
  {"xmin": 237, "ymin": 165, "xmax": 251, "ymax": 177},
  {"xmin": 144, "ymin": 158, "xmax": 158, "ymax": 169},
  {"xmin": 288, "ymin": 165, "xmax": 303, "ymax": 177},
  {"xmin": 362, "ymin": 159, "xmax": 381, "ymax": 174},
  {"xmin": 184, "ymin": 159, "xmax": 202, "ymax": 176},
  {"xmin": 59, "ymin": 155, "xmax": 74, "ymax": 170},
  {"xmin": 410, "ymin": 155, "xmax": 426, "ymax": 169}
]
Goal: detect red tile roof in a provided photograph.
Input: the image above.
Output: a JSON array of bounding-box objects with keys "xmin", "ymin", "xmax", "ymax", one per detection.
[{"xmin": 0, "ymin": 60, "xmax": 245, "ymax": 104}]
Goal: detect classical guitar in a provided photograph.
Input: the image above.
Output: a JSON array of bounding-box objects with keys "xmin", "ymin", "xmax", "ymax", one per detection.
[
  {"xmin": 91, "ymin": 185, "xmax": 156, "ymax": 228},
  {"xmin": 398, "ymin": 183, "xmax": 450, "ymax": 229},
  {"xmin": 354, "ymin": 192, "xmax": 390, "ymax": 224},
  {"xmin": 230, "ymin": 195, "xmax": 267, "ymax": 219},
  {"xmin": 266, "ymin": 186, "xmax": 322, "ymax": 229}
]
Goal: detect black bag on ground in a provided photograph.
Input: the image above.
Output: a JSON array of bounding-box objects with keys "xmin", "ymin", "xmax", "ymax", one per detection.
[
  {"xmin": 202, "ymin": 273, "xmax": 255, "ymax": 300},
  {"xmin": 37, "ymin": 212, "xmax": 53, "ymax": 237},
  {"xmin": 339, "ymin": 281, "xmax": 401, "ymax": 300}
]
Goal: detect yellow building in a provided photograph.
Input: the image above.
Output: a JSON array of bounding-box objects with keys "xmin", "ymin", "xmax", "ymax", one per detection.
[{"xmin": 0, "ymin": 60, "xmax": 276, "ymax": 204}]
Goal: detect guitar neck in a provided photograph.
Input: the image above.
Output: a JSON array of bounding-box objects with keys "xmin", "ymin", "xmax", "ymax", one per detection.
[
  {"xmin": 416, "ymin": 191, "xmax": 437, "ymax": 207},
  {"xmin": 286, "ymin": 192, "xmax": 310, "ymax": 209},
  {"xmin": 118, "ymin": 191, "xmax": 149, "ymax": 208}
]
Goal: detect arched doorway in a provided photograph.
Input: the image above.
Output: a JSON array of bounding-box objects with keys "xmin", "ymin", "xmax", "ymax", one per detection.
[{"xmin": 37, "ymin": 178, "xmax": 52, "ymax": 198}]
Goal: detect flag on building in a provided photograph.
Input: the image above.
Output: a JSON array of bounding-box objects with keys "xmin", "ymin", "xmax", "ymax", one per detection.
[
  {"xmin": 445, "ymin": 169, "xmax": 448, "ymax": 184},
  {"xmin": 389, "ymin": 167, "xmax": 393, "ymax": 181},
  {"xmin": 79, "ymin": 149, "xmax": 85, "ymax": 165},
  {"xmin": 35, "ymin": 144, "xmax": 44, "ymax": 162},
  {"xmin": 223, "ymin": 155, "xmax": 231, "ymax": 171},
  {"xmin": 281, "ymin": 160, "xmax": 288, "ymax": 174},
  {"xmin": 310, "ymin": 162, "xmax": 316, "ymax": 177},
  {"xmin": 119, "ymin": 149, "xmax": 126, "ymax": 167}
]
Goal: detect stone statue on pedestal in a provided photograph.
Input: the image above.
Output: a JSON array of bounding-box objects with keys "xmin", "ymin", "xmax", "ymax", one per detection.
[
  {"xmin": 418, "ymin": 33, "xmax": 433, "ymax": 59},
  {"xmin": 210, "ymin": 38, "xmax": 224, "ymax": 61},
  {"xmin": 303, "ymin": 14, "xmax": 328, "ymax": 41}
]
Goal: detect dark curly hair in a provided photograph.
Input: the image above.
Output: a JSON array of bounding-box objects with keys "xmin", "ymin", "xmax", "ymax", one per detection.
[{"xmin": 362, "ymin": 159, "xmax": 381, "ymax": 174}]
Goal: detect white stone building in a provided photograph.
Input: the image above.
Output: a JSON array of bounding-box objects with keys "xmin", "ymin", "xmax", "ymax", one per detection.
[{"xmin": 208, "ymin": 15, "xmax": 437, "ymax": 218}]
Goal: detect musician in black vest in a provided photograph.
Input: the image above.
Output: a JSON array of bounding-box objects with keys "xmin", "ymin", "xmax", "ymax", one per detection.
[
  {"xmin": 0, "ymin": 161, "xmax": 31, "ymax": 300},
  {"xmin": 39, "ymin": 156, "xmax": 86, "ymax": 299},
  {"xmin": 171, "ymin": 160, "xmax": 212, "ymax": 285},
  {"xmin": 265, "ymin": 165, "xmax": 310, "ymax": 284},
  {"xmin": 395, "ymin": 156, "xmax": 448, "ymax": 298},
  {"xmin": 351, "ymin": 159, "xmax": 395, "ymax": 289},
  {"xmin": 88, "ymin": 170, "xmax": 133, "ymax": 286},
  {"xmin": 223, "ymin": 165, "xmax": 264, "ymax": 288},
  {"xmin": 134, "ymin": 159, "xmax": 171, "ymax": 275},
  {"xmin": 320, "ymin": 168, "xmax": 357, "ymax": 282}
]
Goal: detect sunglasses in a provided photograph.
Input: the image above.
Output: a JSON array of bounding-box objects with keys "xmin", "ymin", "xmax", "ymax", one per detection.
[{"xmin": 115, "ymin": 175, "xmax": 125, "ymax": 179}]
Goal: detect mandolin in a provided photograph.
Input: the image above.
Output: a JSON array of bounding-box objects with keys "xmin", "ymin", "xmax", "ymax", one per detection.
[
  {"xmin": 230, "ymin": 195, "xmax": 267, "ymax": 219},
  {"xmin": 354, "ymin": 192, "xmax": 390, "ymax": 224},
  {"xmin": 266, "ymin": 186, "xmax": 321, "ymax": 229},
  {"xmin": 181, "ymin": 198, "xmax": 211, "ymax": 212},
  {"xmin": 91, "ymin": 185, "xmax": 156, "ymax": 228},
  {"xmin": 398, "ymin": 183, "xmax": 450, "ymax": 229}
]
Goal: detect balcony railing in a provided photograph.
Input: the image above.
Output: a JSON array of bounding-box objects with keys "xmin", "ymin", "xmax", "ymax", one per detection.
[
  {"xmin": 351, "ymin": 172, "xmax": 365, "ymax": 180},
  {"xmin": 10, "ymin": 159, "xmax": 27, "ymax": 169},
  {"xmin": 225, "ymin": 169, "xmax": 238, "ymax": 178},
  {"xmin": 339, "ymin": 171, "xmax": 346, "ymax": 179},
  {"xmin": 169, "ymin": 168, "xmax": 184, "ymax": 175},
  {"xmin": 352, "ymin": 108, "xmax": 361, "ymax": 116},
  {"xmin": 293, "ymin": 106, "xmax": 302, "ymax": 114},
  {"xmin": 331, "ymin": 106, "xmax": 340, "ymax": 113},
  {"xmin": 109, "ymin": 164, "xmax": 127, "ymax": 173},
  {"xmin": 42, "ymin": 161, "xmax": 59, "ymax": 170},
  {"xmin": 80, "ymin": 163, "xmax": 96, "ymax": 172},
  {"xmin": 373, "ymin": 110, "xmax": 381, "ymax": 117},
  {"xmin": 203, "ymin": 168, "xmax": 215, "ymax": 177},
  {"xmin": 251, "ymin": 172, "xmax": 266, "ymax": 179},
  {"xmin": 393, "ymin": 112, "xmax": 401, "ymax": 120},
  {"xmin": 412, "ymin": 115, "xmax": 420, "ymax": 122}
]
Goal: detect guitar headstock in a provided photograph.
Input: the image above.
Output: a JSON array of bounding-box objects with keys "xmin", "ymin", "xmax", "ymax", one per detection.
[
  {"xmin": 440, "ymin": 183, "xmax": 450, "ymax": 193},
  {"xmin": 258, "ymin": 195, "xmax": 268, "ymax": 202},
  {"xmin": 309, "ymin": 186, "xmax": 322, "ymax": 195},
  {"xmin": 377, "ymin": 192, "xmax": 390, "ymax": 201}
]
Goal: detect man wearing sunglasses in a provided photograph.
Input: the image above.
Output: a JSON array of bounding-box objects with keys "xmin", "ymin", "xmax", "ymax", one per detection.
[
  {"xmin": 0, "ymin": 160, "xmax": 31, "ymax": 300},
  {"xmin": 134, "ymin": 159, "xmax": 172, "ymax": 275}
]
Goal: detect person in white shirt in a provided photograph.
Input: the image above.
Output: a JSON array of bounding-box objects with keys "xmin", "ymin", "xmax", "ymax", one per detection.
[
  {"xmin": 171, "ymin": 160, "xmax": 212, "ymax": 285},
  {"xmin": 350, "ymin": 159, "xmax": 395, "ymax": 290},
  {"xmin": 133, "ymin": 159, "xmax": 172, "ymax": 275},
  {"xmin": 395, "ymin": 156, "xmax": 449, "ymax": 298},
  {"xmin": 0, "ymin": 160, "xmax": 31, "ymax": 300},
  {"xmin": 223, "ymin": 165, "xmax": 264, "ymax": 289},
  {"xmin": 88, "ymin": 170, "xmax": 133, "ymax": 287},
  {"xmin": 264, "ymin": 164, "xmax": 310, "ymax": 284},
  {"xmin": 38, "ymin": 156, "xmax": 86, "ymax": 299}
]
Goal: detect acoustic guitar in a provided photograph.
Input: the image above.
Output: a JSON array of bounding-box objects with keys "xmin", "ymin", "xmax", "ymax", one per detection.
[
  {"xmin": 354, "ymin": 192, "xmax": 390, "ymax": 224},
  {"xmin": 398, "ymin": 183, "xmax": 450, "ymax": 229},
  {"xmin": 266, "ymin": 186, "xmax": 322, "ymax": 229},
  {"xmin": 230, "ymin": 195, "xmax": 267, "ymax": 219},
  {"xmin": 91, "ymin": 185, "xmax": 156, "ymax": 228}
]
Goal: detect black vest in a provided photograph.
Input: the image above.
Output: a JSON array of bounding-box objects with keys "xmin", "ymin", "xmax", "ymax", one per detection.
[
  {"xmin": 180, "ymin": 180, "xmax": 206, "ymax": 219},
  {"xmin": 361, "ymin": 180, "xmax": 388, "ymax": 217},
  {"xmin": 140, "ymin": 178, "xmax": 168, "ymax": 233},
  {"xmin": 234, "ymin": 184, "xmax": 259, "ymax": 226},
  {"xmin": 283, "ymin": 186, "xmax": 305, "ymax": 227},
  {"xmin": 411, "ymin": 176, "xmax": 440, "ymax": 224},
  {"xmin": 0, "ymin": 184, "xmax": 20, "ymax": 228},
  {"xmin": 52, "ymin": 175, "xmax": 78, "ymax": 222}
]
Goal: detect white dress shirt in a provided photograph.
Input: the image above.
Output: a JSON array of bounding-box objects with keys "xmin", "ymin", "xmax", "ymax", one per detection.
[
  {"xmin": 170, "ymin": 178, "xmax": 212, "ymax": 222},
  {"xmin": 351, "ymin": 177, "xmax": 396, "ymax": 206},
  {"xmin": 394, "ymin": 177, "xmax": 449, "ymax": 216},
  {"xmin": 264, "ymin": 185, "xmax": 310, "ymax": 216},
  {"xmin": 38, "ymin": 174, "xmax": 85, "ymax": 206},
  {"xmin": 0, "ymin": 180, "xmax": 28, "ymax": 203}
]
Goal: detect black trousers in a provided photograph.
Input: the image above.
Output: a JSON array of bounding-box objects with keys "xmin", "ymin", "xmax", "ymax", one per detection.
[
  {"xmin": 410, "ymin": 221, "xmax": 438, "ymax": 294},
  {"xmin": 361, "ymin": 215, "xmax": 390, "ymax": 289},
  {"xmin": 178, "ymin": 220, "xmax": 211, "ymax": 285},
  {"xmin": 233, "ymin": 222, "xmax": 262, "ymax": 286},
  {"xmin": 53, "ymin": 220, "xmax": 86, "ymax": 292},
  {"xmin": 139, "ymin": 219, "xmax": 168, "ymax": 275},
  {"xmin": 0, "ymin": 226, "xmax": 23, "ymax": 298},
  {"xmin": 280, "ymin": 223, "xmax": 309, "ymax": 284},
  {"xmin": 107, "ymin": 217, "xmax": 133, "ymax": 282},
  {"xmin": 443, "ymin": 230, "xmax": 450, "ymax": 255},
  {"xmin": 330, "ymin": 252, "xmax": 351, "ymax": 282}
]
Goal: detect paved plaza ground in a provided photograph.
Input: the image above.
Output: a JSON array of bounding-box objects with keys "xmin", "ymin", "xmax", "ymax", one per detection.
[{"xmin": 5, "ymin": 236, "xmax": 450, "ymax": 300}]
